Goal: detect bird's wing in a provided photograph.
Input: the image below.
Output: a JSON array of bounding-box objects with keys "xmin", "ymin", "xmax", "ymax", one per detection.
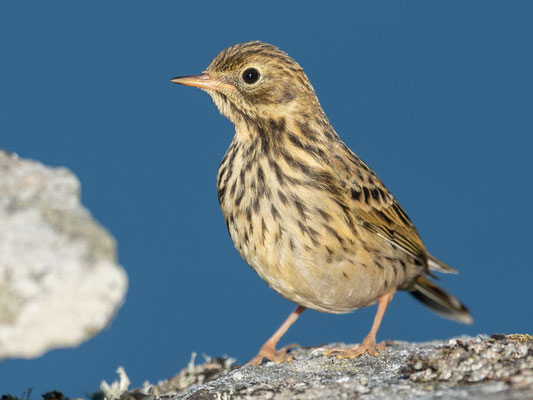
[{"xmin": 330, "ymin": 142, "xmax": 428, "ymax": 266}]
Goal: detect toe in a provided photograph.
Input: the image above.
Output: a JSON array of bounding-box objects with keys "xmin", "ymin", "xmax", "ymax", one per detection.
[
  {"xmin": 322, "ymin": 340, "xmax": 386, "ymax": 360},
  {"xmin": 246, "ymin": 344, "xmax": 297, "ymax": 365},
  {"xmin": 246, "ymin": 354, "xmax": 264, "ymax": 366}
]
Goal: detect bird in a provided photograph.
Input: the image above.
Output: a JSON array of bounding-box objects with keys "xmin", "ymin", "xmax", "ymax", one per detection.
[{"xmin": 171, "ymin": 41, "xmax": 472, "ymax": 366}]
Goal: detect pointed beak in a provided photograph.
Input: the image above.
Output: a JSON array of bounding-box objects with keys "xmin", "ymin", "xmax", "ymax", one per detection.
[{"xmin": 170, "ymin": 73, "xmax": 236, "ymax": 92}]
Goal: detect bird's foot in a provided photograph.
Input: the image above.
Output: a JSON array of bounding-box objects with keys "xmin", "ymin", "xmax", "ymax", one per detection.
[
  {"xmin": 246, "ymin": 343, "xmax": 301, "ymax": 366},
  {"xmin": 322, "ymin": 337, "xmax": 386, "ymax": 359}
]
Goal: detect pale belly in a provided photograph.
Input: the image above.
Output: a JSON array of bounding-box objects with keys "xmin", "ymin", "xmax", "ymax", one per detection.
[{"xmin": 222, "ymin": 199, "xmax": 416, "ymax": 314}]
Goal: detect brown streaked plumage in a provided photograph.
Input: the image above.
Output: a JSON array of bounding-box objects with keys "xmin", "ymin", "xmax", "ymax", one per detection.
[{"xmin": 171, "ymin": 41, "xmax": 472, "ymax": 365}]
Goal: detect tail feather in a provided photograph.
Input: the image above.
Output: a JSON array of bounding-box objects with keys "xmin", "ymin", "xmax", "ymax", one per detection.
[
  {"xmin": 427, "ymin": 253, "xmax": 458, "ymax": 274},
  {"xmin": 410, "ymin": 276, "xmax": 473, "ymax": 324}
]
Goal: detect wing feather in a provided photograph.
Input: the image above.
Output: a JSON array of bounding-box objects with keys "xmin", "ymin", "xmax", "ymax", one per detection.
[{"xmin": 330, "ymin": 142, "xmax": 428, "ymax": 266}]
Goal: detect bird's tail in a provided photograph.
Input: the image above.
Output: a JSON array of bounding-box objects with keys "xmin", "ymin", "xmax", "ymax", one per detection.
[{"xmin": 410, "ymin": 275, "xmax": 473, "ymax": 324}]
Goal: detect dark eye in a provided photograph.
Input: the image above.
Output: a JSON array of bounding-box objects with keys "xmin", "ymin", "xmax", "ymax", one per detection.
[{"xmin": 242, "ymin": 68, "xmax": 260, "ymax": 84}]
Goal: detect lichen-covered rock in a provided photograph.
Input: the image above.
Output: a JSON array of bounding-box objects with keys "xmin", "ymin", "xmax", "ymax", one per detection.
[
  {"xmin": 119, "ymin": 335, "xmax": 533, "ymax": 400},
  {"xmin": 404, "ymin": 334, "xmax": 533, "ymax": 389},
  {"xmin": 0, "ymin": 150, "xmax": 128, "ymax": 359},
  {"xmin": 154, "ymin": 353, "xmax": 239, "ymax": 395}
]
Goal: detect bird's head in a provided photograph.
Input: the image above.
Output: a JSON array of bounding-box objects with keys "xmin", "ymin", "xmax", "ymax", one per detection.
[{"xmin": 171, "ymin": 41, "xmax": 321, "ymax": 129}]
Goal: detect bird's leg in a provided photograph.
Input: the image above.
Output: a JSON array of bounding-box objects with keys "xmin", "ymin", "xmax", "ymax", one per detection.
[
  {"xmin": 323, "ymin": 292, "xmax": 394, "ymax": 359},
  {"xmin": 246, "ymin": 305, "xmax": 306, "ymax": 366}
]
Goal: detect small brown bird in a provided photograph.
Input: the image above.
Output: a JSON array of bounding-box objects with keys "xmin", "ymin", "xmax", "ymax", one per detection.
[{"xmin": 171, "ymin": 41, "xmax": 472, "ymax": 366}]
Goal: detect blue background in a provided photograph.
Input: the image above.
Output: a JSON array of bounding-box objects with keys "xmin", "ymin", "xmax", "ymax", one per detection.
[{"xmin": 1, "ymin": 1, "xmax": 532, "ymax": 396}]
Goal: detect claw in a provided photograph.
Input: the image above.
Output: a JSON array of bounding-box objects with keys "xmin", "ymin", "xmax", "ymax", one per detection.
[
  {"xmin": 322, "ymin": 337, "xmax": 387, "ymax": 360},
  {"xmin": 246, "ymin": 343, "xmax": 301, "ymax": 366}
]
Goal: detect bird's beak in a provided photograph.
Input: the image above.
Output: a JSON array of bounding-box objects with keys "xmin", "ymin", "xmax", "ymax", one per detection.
[{"xmin": 170, "ymin": 73, "xmax": 236, "ymax": 92}]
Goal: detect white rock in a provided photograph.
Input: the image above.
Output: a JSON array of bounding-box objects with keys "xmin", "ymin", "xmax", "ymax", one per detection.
[{"xmin": 0, "ymin": 150, "xmax": 128, "ymax": 359}]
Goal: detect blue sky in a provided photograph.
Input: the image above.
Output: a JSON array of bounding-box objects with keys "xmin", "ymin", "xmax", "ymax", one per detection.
[{"xmin": 1, "ymin": 1, "xmax": 532, "ymax": 396}]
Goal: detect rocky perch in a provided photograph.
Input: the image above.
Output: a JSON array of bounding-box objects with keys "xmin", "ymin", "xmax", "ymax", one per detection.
[{"xmin": 116, "ymin": 334, "xmax": 533, "ymax": 400}]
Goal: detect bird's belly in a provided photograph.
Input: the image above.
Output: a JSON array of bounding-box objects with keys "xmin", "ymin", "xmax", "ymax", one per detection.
[
  {"xmin": 222, "ymin": 200, "xmax": 411, "ymax": 314},
  {"xmin": 251, "ymin": 253, "xmax": 393, "ymax": 314}
]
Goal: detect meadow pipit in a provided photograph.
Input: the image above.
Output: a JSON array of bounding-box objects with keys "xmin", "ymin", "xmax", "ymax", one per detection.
[{"xmin": 171, "ymin": 41, "xmax": 472, "ymax": 366}]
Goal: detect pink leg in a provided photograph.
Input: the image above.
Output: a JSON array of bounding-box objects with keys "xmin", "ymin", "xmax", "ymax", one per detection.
[
  {"xmin": 246, "ymin": 305, "xmax": 306, "ymax": 366},
  {"xmin": 323, "ymin": 292, "xmax": 394, "ymax": 359}
]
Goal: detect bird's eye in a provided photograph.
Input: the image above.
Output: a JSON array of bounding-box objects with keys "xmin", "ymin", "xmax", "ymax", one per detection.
[{"xmin": 242, "ymin": 68, "xmax": 260, "ymax": 84}]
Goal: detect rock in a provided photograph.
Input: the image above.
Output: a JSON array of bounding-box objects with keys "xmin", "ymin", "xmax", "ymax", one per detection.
[
  {"xmin": 0, "ymin": 150, "xmax": 128, "ymax": 359},
  {"xmin": 122, "ymin": 334, "xmax": 533, "ymax": 400}
]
